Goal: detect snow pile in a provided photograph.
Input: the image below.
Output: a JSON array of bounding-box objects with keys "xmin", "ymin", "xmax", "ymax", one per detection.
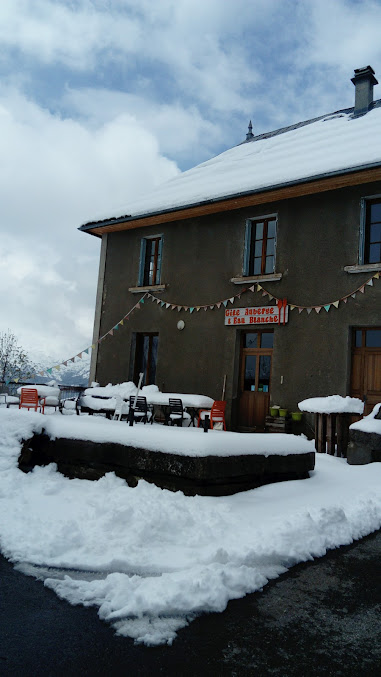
[
  {"xmin": 0, "ymin": 408, "xmax": 381, "ymax": 646},
  {"xmin": 41, "ymin": 414, "xmax": 313, "ymax": 457},
  {"xmin": 84, "ymin": 382, "xmax": 138, "ymax": 398},
  {"xmin": 84, "ymin": 106, "xmax": 381, "ymax": 225},
  {"xmin": 350, "ymin": 403, "xmax": 381, "ymax": 434},
  {"xmin": 298, "ymin": 395, "xmax": 364, "ymax": 415}
]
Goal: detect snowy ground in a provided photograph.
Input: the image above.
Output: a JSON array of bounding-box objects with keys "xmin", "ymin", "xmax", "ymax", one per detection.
[{"xmin": 0, "ymin": 408, "xmax": 381, "ymax": 646}]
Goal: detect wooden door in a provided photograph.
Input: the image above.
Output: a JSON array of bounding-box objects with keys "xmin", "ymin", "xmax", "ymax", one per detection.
[
  {"xmin": 238, "ymin": 330, "xmax": 273, "ymax": 431},
  {"xmin": 351, "ymin": 328, "xmax": 381, "ymax": 415}
]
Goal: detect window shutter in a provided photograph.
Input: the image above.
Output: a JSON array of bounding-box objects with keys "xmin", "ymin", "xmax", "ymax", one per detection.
[
  {"xmin": 156, "ymin": 237, "xmax": 163, "ymax": 284},
  {"xmin": 243, "ymin": 221, "xmax": 251, "ymax": 276},
  {"xmin": 359, "ymin": 198, "xmax": 365, "ymax": 265},
  {"xmin": 138, "ymin": 238, "xmax": 147, "ymax": 286}
]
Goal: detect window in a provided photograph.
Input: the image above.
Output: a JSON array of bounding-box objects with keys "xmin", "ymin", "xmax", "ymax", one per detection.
[
  {"xmin": 364, "ymin": 200, "xmax": 381, "ymax": 264},
  {"xmin": 139, "ymin": 236, "xmax": 163, "ymax": 286},
  {"xmin": 133, "ymin": 333, "xmax": 159, "ymax": 385},
  {"xmin": 243, "ymin": 217, "xmax": 277, "ymax": 277},
  {"xmin": 242, "ymin": 331, "xmax": 274, "ymax": 392}
]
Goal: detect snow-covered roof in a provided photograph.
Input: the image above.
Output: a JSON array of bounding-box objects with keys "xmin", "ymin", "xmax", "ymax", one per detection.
[{"xmin": 81, "ymin": 101, "xmax": 381, "ymax": 231}]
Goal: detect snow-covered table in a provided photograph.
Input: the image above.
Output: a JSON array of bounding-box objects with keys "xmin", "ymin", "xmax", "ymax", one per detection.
[
  {"xmin": 80, "ymin": 391, "xmax": 214, "ymax": 424},
  {"xmin": 299, "ymin": 396, "xmax": 364, "ymax": 457},
  {"xmin": 16, "ymin": 385, "xmax": 61, "ymax": 411}
]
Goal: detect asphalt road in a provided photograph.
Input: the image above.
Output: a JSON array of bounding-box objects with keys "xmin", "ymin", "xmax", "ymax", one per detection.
[{"xmin": 1, "ymin": 530, "xmax": 380, "ymax": 677}]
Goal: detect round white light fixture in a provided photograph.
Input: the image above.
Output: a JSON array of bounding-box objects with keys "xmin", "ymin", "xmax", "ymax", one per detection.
[{"xmin": 177, "ymin": 320, "xmax": 185, "ymax": 330}]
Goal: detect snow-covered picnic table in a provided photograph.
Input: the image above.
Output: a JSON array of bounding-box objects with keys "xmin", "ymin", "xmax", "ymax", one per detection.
[
  {"xmin": 16, "ymin": 384, "xmax": 60, "ymax": 399},
  {"xmin": 81, "ymin": 383, "xmax": 214, "ymax": 421},
  {"xmin": 16, "ymin": 384, "xmax": 61, "ymax": 409},
  {"xmin": 0, "ymin": 394, "xmax": 20, "ymax": 407}
]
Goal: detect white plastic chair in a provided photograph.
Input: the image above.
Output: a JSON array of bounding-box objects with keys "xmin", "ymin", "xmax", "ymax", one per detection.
[{"xmin": 113, "ymin": 395, "xmax": 129, "ymax": 421}]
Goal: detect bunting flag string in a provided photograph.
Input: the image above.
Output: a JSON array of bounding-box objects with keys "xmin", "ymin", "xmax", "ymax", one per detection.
[
  {"xmin": 5, "ymin": 273, "xmax": 379, "ymax": 384},
  {"xmin": 30, "ymin": 294, "xmax": 149, "ymax": 380},
  {"xmin": 145, "ymin": 272, "xmax": 379, "ymax": 315}
]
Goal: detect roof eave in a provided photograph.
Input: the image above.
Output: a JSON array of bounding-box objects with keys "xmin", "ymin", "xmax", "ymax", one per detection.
[{"xmin": 79, "ymin": 160, "xmax": 381, "ymax": 236}]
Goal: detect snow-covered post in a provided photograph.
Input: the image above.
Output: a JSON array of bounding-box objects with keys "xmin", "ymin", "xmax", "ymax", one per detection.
[{"xmin": 128, "ymin": 372, "xmax": 144, "ymax": 427}]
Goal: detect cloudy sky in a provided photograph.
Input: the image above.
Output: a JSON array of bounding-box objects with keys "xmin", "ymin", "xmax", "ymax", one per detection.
[{"xmin": 1, "ymin": 0, "xmax": 381, "ymax": 366}]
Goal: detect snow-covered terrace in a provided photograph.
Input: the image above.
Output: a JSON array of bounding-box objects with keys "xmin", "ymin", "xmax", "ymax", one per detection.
[{"xmin": 1, "ymin": 408, "xmax": 380, "ymax": 646}]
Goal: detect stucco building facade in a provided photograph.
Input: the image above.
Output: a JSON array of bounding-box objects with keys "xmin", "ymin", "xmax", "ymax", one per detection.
[{"xmin": 81, "ymin": 67, "xmax": 381, "ymax": 432}]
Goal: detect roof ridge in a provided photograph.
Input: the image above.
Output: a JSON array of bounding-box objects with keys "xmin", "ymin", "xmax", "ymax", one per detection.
[{"xmin": 240, "ymin": 98, "xmax": 381, "ymax": 146}]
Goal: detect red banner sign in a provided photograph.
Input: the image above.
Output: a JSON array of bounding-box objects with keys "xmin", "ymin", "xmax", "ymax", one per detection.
[{"xmin": 225, "ymin": 300, "xmax": 288, "ymax": 326}]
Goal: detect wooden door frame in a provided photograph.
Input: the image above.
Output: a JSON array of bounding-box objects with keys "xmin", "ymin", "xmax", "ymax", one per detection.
[
  {"xmin": 351, "ymin": 326, "xmax": 381, "ymax": 415},
  {"xmin": 238, "ymin": 329, "xmax": 274, "ymax": 431}
]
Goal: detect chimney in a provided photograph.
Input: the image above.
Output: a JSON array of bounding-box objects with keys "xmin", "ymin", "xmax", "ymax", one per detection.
[{"xmin": 351, "ymin": 65, "xmax": 378, "ymax": 116}]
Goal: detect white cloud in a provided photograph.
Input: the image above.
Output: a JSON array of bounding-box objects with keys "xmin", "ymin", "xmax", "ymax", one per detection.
[
  {"xmin": 0, "ymin": 87, "xmax": 179, "ymax": 362},
  {"xmin": 62, "ymin": 87, "xmax": 223, "ymax": 164}
]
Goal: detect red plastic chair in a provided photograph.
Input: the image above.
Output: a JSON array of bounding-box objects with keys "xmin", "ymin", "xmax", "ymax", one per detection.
[
  {"xmin": 19, "ymin": 388, "xmax": 44, "ymax": 413},
  {"xmin": 197, "ymin": 401, "xmax": 227, "ymax": 430}
]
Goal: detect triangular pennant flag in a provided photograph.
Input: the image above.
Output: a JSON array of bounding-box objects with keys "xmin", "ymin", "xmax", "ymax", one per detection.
[
  {"xmin": 184, "ymin": 306, "xmax": 189, "ymax": 311},
  {"xmin": 343, "ymin": 298, "xmax": 348, "ymax": 304},
  {"xmin": 190, "ymin": 307, "xmax": 194, "ymax": 313},
  {"xmin": 324, "ymin": 305, "xmax": 331, "ymax": 312},
  {"xmin": 306, "ymin": 307, "xmax": 313, "ymax": 314},
  {"xmin": 108, "ymin": 329, "xmax": 113, "ymax": 337},
  {"xmin": 332, "ymin": 300, "xmax": 339, "ymax": 308},
  {"xmin": 177, "ymin": 306, "xmax": 182, "ymax": 312},
  {"xmin": 204, "ymin": 306, "xmax": 208, "ymax": 311},
  {"xmin": 359, "ymin": 286, "xmax": 365, "ymax": 294},
  {"xmin": 62, "ymin": 361, "xmax": 68, "ymax": 367},
  {"xmin": 298, "ymin": 307, "xmax": 304, "ymax": 314},
  {"xmin": 351, "ymin": 293, "xmax": 356, "ymax": 299},
  {"xmin": 171, "ymin": 305, "xmax": 176, "ymax": 310},
  {"xmin": 209, "ymin": 305, "xmax": 214, "ymax": 310},
  {"xmin": 113, "ymin": 324, "xmax": 119, "ymax": 330},
  {"xmin": 196, "ymin": 307, "xmax": 201, "ymax": 312},
  {"xmin": 156, "ymin": 299, "xmax": 161, "ymax": 304},
  {"xmin": 262, "ymin": 290, "xmax": 268, "ymax": 297},
  {"xmin": 268, "ymin": 294, "xmax": 274, "ymax": 300},
  {"xmin": 315, "ymin": 306, "xmax": 322, "ymax": 313},
  {"xmin": 223, "ymin": 300, "xmax": 228, "ymax": 307},
  {"xmin": 54, "ymin": 365, "xmax": 60, "ymax": 371},
  {"xmin": 256, "ymin": 284, "xmax": 262, "ymax": 291},
  {"xmin": 14, "ymin": 377, "xmax": 19, "ymax": 383},
  {"xmin": 366, "ymin": 279, "xmax": 374, "ymax": 286},
  {"xmin": 39, "ymin": 371, "xmax": 45, "ymax": 376},
  {"xmin": 77, "ymin": 352, "xmax": 83, "ymax": 358},
  {"xmin": 216, "ymin": 302, "xmax": 221, "ymax": 309},
  {"xmin": 166, "ymin": 303, "xmax": 170, "ymax": 308},
  {"xmin": 373, "ymin": 272, "xmax": 380, "ymax": 279},
  {"xmin": 5, "ymin": 379, "xmax": 10, "ymax": 385},
  {"xmin": 120, "ymin": 320, "xmax": 124, "ymax": 326},
  {"xmin": 136, "ymin": 303, "xmax": 141, "ymax": 309},
  {"xmin": 161, "ymin": 301, "xmax": 165, "ymax": 307},
  {"xmin": 140, "ymin": 297, "xmax": 145, "ymax": 304},
  {"xmin": 237, "ymin": 294, "xmax": 241, "ymax": 299},
  {"xmin": 290, "ymin": 305, "xmax": 296, "ymax": 310},
  {"xmin": 229, "ymin": 297, "xmax": 234, "ymax": 304},
  {"xmin": 151, "ymin": 296, "xmax": 155, "ymax": 302},
  {"xmin": 47, "ymin": 368, "xmax": 53, "ymax": 374}
]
